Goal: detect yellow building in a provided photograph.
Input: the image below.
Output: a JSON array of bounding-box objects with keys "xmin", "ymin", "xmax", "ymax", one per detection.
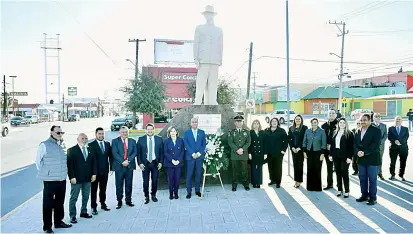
[{"xmin": 350, "ymin": 94, "xmax": 413, "ymax": 117}]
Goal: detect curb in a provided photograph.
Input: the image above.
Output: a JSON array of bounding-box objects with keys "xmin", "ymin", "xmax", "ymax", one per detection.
[{"xmin": 0, "ymin": 191, "xmax": 42, "ymax": 221}]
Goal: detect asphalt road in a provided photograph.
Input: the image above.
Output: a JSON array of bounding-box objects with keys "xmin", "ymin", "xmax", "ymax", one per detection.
[{"xmin": 0, "ymin": 117, "xmax": 119, "ymax": 217}]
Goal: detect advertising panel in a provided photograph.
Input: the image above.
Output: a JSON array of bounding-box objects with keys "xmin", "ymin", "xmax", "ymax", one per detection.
[
  {"xmin": 161, "ymin": 72, "xmax": 197, "ymax": 84},
  {"xmin": 154, "ymin": 39, "xmax": 194, "ymax": 64},
  {"xmin": 276, "ymin": 87, "xmax": 301, "ymax": 101}
]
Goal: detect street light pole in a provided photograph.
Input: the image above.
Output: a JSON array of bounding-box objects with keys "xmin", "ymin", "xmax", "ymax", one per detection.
[
  {"xmin": 9, "ymin": 76, "xmax": 16, "ymax": 115},
  {"xmin": 286, "ymin": 0, "xmax": 291, "ymax": 177}
]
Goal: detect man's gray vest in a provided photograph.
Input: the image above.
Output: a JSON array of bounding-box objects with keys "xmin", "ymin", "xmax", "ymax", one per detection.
[{"xmin": 37, "ymin": 137, "xmax": 68, "ymax": 181}]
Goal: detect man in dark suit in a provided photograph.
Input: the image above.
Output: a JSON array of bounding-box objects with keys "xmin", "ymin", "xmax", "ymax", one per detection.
[
  {"xmin": 111, "ymin": 126, "xmax": 138, "ymax": 209},
  {"xmin": 88, "ymin": 127, "xmax": 112, "ymax": 215},
  {"xmin": 137, "ymin": 123, "xmax": 164, "ymax": 204},
  {"xmin": 388, "ymin": 116, "xmax": 409, "ymax": 181},
  {"xmin": 321, "ymin": 109, "xmax": 337, "ymax": 190},
  {"xmin": 354, "ymin": 114, "xmax": 381, "ymax": 205},
  {"xmin": 67, "ymin": 133, "xmax": 97, "ymax": 224},
  {"xmin": 183, "ymin": 117, "xmax": 206, "ymax": 199},
  {"xmin": 372, "ymin": 113, "xmax": 387, "ymax": 180}
]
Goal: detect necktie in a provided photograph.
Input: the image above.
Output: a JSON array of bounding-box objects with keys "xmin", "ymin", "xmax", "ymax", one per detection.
[
  {"xmin": 123, "ymin": 139, "xmax": 127, "ymax": 160},
  {"xmin": 82, "ymin": 146, "xmax": 87, "ymax": 161},
  {"xmin": 397, "ymin": 126, "xmax": 400, "ymax": 135},
  {"xmin": 99, "ymin": 141, "xmax": 105, "ymax": 153},
  {"xmin": 149, "ymin": 137, "xmax": 153, "ymax": 162}
]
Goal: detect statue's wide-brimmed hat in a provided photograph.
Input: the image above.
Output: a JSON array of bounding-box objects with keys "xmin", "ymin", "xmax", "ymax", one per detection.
[
  {"xmin": 202, "ymin": 5, "xmax": 217, "ymax": 15},
  {"xmin": 234, "ymin": 115, "xmax": 244, "ymax": 121}
]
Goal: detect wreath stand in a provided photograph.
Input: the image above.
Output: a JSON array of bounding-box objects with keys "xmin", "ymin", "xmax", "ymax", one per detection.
[{"xmin": 200, "ymin": 165, "xmax": 227, "ymax": 200}]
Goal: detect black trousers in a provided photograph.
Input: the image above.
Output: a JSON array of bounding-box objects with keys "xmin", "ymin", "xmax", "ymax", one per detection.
[
  {"xmin": 268, "ymin": 156, "xmax": 283, "ymax": 185},
  {"xmin": 325, "ymin": 151, "xmax": 334, "ymax": 186},
  {"xmin": 91, "ymin": 173, "xmax": 109, "ymax": 209},
  {"xmin": 307, "ymin": 151, "xmax": 323, "ymax": 191},
  {"xmin": 142, "ymin": 162, "xmax": 159, "ymax": 197},
  {"xmin": 42, "ymin": 180, "xmax": 66, "ymax": 231},
  {"xmin": 292, "ymin": 150, "xmax": 304, "ymax": 183},
  {"xmin": 333, "ymin": 156, "xmax": 350, "ymax": 193},
  {"xmin": 115, "ymin": 167, "xmax": 134, "ymax": 203},
  {"xmin": 251, "ymin": 163, "xmax": 263, "ymax": 186},
  {"xmin": 352, "ymin": 154, "xmax": 358, "ymax": 173},
  {"xmin": 389, "ymin": 148, "xmax": 409, "ymax": 177}
]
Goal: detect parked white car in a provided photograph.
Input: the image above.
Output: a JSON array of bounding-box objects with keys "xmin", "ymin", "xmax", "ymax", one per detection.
[
  {"xmin": 265, "ymin": 109, "xmax": 297, "ymax": 124},
  {"xmin": 24, "ymin": 114, "xmax": 40, "ymax": 124}
]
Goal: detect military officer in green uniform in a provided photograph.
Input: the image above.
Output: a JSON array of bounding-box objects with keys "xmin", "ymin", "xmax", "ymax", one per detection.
[{"xmin": 228, "ymin": 115, "xmax": 251, "ymax": 191}]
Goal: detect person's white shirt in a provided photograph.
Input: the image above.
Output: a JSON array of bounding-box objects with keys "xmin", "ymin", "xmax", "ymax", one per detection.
[
  {"xmin": 78, "ymin": 144, "xmax": 88, "ymax": 158},
  {"xmin": 35, "ymin": 140, "xmax": 61, "ymax": 170},
  {"xmin": 335, "ymin": 130, "xmax": 344, "ymax": 149},
  {"xmin": 146, "ymin": 135, "xmax": 156, "ymax": 161},
  {"xmin": 96, "ymin": 139, "xmax": 105, "ymax": 151},
  {"xmin": 121, "ymin": 137, "xmax": 128, "ymax": 149}
]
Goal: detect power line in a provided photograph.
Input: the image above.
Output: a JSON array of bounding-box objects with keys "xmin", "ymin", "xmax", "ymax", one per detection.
[
  {"xmin": 53, "ymin": 1, "xmax": 117, "ymax": 65},
  {"xmin": 351, "ymin": 28, "xmax": 413, "ymax": 34},
  {"xmin": 337, "ymin": 1, "xmax": 382, "ymax": 19},
  {"xmin": 342, "ymin": 0, "xmax": 398, "ymax": 19}
]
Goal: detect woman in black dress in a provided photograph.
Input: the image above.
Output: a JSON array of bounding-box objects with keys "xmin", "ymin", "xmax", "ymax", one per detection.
[
  {"xmin": 248, "ymin": 119, "xmax": 266, "ymax": 188},
  {"xmin": 331, "ymin": 118, "xmax": 354, "ymax": 198},
  {"xmin": 264, "ymin": 117, "xmax": 288, "ymax": 188},
  {"xmin": 288, "ymin": 115, "xmax": 308, "ymax": 188},
  {"xmin": 303, "ymin": 118, "xmax": 327, "ymax": 191}
]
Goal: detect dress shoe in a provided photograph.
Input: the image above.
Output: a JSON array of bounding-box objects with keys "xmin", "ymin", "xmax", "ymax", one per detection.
[
  {"xmin": 196, "ymin": 192, "xmax": 202, "ymax": 197},
  {"xmin": 186, "ymin": 193, "xmax": 191, "ymax": 199},
  {"xmin": 336, "ymin": 191, "xmax": 343, "ymax": 197},
  {"xmin": 257, "ymin": 185, "xmax": 261, "ymax": 188},
  {"xmin": 378, "ymin": 174, "xmax": 385, "ymax": 180},
  {"xmin": 344, "ymin": 193, "xmax": 349, "ymax": 198},
  {"xmin": 276, "ymin": 184, "xmax": 280, "ymax": 188},
  {"xmin": 144, "ymin": 197, "xmax": 150, "ymax": 204},
  {"xmin": 232, "ymin": 187, "xmax": 237, "ymax": 192},
  {"xmin": 174, "ymin": 194, "xmax": 179, "ymax": 199},
  {"xmin": 367, "ymin": 199, "xmax": 377, "ymax": 206},
  {"xmin": 400, "ymin": 176, "xmax": 406, "ymax": 181},
  {"xmin": 44, "ymin": 228, "xmax": 54, "ymax": 233},
  {"xmin": 352, "ymin": 172, "xmax": 358, "ymax": 176},
  {"xmin": 323, "ymin": 186, "xmax": 333, "ymax": 190},
  {"xmin": 101, "ymin": 206, "xmax": 110, "ymax": 211},
  {"xmin": 389, "ymin": 175, "xmax": 395, "ymax": 180},
  {"xmin": 126, "ymin": 202, "xmax": 135, "ymax": 207},
  {"xmin": 151, "ymin": 196, "xmax": 158, "ymax": 202},
  {"xmin": 356, "ymin": 197, "xmax": 369, "ymax": 202},
  {"xmin": 244, "ymin": 186, "xmax": 250, "ymax": 191},
  {"xmin": 169, "ymin": 194, "xmax": 174, "ymax": 200},
  {"xmin": 116, "ymin": 202, "xmax": 122, "ymax": 209},
  {"xmin": 253, "ymin": 185, "xmax": 257, "ymax": 188},
  {"xmin": 55, "ymin": 221, "xmax": 72, "ymax": 228},
  {"xmin": 80, "ymin": 213, "xmax": 92, "ymax": 218},
  {"xmin": 268, "ymin": 181, "xmax": 276, "ymax": 186},
  {"xmin": 70, "ymin": 217, "xmax": 78, "ymax": 224},
  {"xmin": 92, "ymin": 208, "xmax": 98, "ymax": 215}
]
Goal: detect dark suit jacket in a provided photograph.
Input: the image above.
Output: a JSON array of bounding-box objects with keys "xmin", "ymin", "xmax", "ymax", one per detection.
[
  {"xmin": 331, "ymin": 131, "xmax": 354, "ymax": 160},
  {"xmin": 163, "ymin": 137, "xmax": 184, "ymax": 168},
  {"xmin": 388, "ymin": 125, "xmax": 409, "ymax": 151},
  {"xmin": 248, "ymin": 130, "xmax": 265, "ymax": 165},
  {"xmin": 288, "ymin": 125, "xmax": 308, "ymax": 149},
  {"xmin": 183, "ymin": 128, "xmax": 206, "ymax": 161},
  {"xmin": 67, "ymin": 145, "xmax": 97, "ymax": 183},
  {"xmin": 111, "ymin": 137, "xmax": 138, "ymax": 170},
  {"xmin": 354, "ymin": 125, "xmax": 381, "ymax": 166},
  {"xmin": 137, "ymin": 135, "xmax": 164, "ymax": 166},
  {"xmin": 88, "ymin": 140, "xmax": 113, "ymax": 175}
]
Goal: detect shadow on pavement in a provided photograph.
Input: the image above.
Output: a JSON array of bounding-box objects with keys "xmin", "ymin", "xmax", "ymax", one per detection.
[{"xmin": 1, "ymin": 164, "xmax": 43, "ymax": 217}]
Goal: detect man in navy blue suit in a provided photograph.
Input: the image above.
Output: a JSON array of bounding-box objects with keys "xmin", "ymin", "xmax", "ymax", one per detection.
[
  {"xmin": 137, "ymin": 123, "xmax": 164, "ymax": 204},
  {"xmin": 388, "ymin": 116, "xmax": 409, "ymax": 181},
  {"xmin": 183, "ymin": 117, "xmax": 206, "ymax": 199},
  {"xmin": 111, "ymin": 126, "xmax": 138, "ymax": 209}
]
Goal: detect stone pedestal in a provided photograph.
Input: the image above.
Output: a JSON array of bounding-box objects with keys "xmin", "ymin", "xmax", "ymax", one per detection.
[{"xmin": 157, "ymin": 105, "xmax": 246, "ymax": 189}]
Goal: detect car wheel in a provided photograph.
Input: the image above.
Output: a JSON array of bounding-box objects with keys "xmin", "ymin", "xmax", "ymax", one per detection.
[
  {"xmin": 265, "ymin": 117, "xmax": 270, "ymax": 123},
  {"xmin": 2, "ymin": 128, "xmax": 8, "ymax": 137},
  {"xmin": 280, "ymin": 118, "xmax": 285, "ymax": 124}
]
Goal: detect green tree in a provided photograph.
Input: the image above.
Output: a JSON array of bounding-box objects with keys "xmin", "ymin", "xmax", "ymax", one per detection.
[
  {"xmin": 186, "ymin": 78, "xmax": 237, "ymax": 106},
  {"xmin": 121, "ymin": 73, "xmax": 166, "ymax": 128}
]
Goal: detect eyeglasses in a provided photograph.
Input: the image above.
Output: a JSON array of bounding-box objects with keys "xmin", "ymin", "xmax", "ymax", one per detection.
[{"xmin": 55, "ymin": 132, "xmax": 65, "ymax": 135}]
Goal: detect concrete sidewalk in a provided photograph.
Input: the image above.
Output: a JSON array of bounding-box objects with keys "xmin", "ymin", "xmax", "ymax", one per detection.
[{"xmin": 1, "ymin": 156, "xmax": 413, "ymax": 233}]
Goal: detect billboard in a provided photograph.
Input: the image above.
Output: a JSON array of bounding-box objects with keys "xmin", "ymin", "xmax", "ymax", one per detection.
[
  {"xmin": 154, "ymin": 39, "xmax": 194, "ymax": 64},
  {"xmin": 161, "ymin": 72, "xmax": 197, "ymax": 84}
]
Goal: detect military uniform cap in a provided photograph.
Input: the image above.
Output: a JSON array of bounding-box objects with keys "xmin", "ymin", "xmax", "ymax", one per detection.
[{"xmin": 234, "ymin": 115, "xmax": 244, "ymax": 121}]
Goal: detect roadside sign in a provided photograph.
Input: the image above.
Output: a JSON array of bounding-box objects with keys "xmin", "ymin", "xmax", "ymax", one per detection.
[
  {"xmin": 246, "ymin": 99, "xmax": 255, "ymax": 109},
  {"xmin": 342, "ymin": 98, "xmax": 347, "ymax": 103},
  {"xmin": 68, "ymin": 87, "xmax": 77, "ymax": 96},
  {"xmin": 9, "ymin": 92, "xmax": 28, "ymax": 96}
]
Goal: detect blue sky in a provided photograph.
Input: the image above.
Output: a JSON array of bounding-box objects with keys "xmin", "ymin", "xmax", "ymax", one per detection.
[{"xmin": 1, "ymin": 0, "xmax": 412, "ymax": 103}]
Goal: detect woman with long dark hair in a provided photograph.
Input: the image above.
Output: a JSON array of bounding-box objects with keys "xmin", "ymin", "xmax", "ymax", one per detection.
[
  {"xmin": 288, "ymin": 115, "xmax": 308, "ymax": 188},
  {"xmin": 330, "ymin": 118, "xmax": 354, "ymax": 198},
  {"xmin": 303, "ymin": 118, "xmax": 327, "ymax": 191},
  {"xmin": 248, "ymin": 120, "xmax": 266, "ymax": 188},
  {"xmin": 264, "ymin": 117, "xmax": 288, "ymax": 188}
]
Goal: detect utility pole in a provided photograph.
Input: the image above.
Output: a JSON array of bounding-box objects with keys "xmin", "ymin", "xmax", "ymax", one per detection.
[
  {"xmin": 329, "ymin": 20, "xmax": 348, "ymax": 112},
  {"xmin": 62, "ymin": 93, "xmax": 65, "ymax": 121},
  {"xmin": 128, "ymin": 38, "xmax": 146, "ymax": 128},
  {"xmin": 2, "ymin": 75, "xmax": 6, "ymax": 119},
  {"xmin": 286, "ymin": 0, "xmax": 291, "ymax": 177},
  {"xmin": 252, "ymin": 72, "xmax": 257, "ymax": 114},
  {"xmin": 246, "ymin": 42, "xmax": 253, "ymax": 125},
  {"xmin": 9, "ymin": 76, "xmax": 16, "ymax": 115}
]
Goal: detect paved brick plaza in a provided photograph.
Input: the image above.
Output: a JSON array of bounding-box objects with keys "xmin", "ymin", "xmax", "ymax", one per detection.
[{"xmin": 1, "ymin": 158, "xmax": 412, "ymax": 233}]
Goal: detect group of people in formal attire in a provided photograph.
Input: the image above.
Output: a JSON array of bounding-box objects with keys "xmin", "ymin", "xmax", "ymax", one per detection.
[{"xmin": 35, "ymin": 110, "xmax": 410, "ymax": 233}]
